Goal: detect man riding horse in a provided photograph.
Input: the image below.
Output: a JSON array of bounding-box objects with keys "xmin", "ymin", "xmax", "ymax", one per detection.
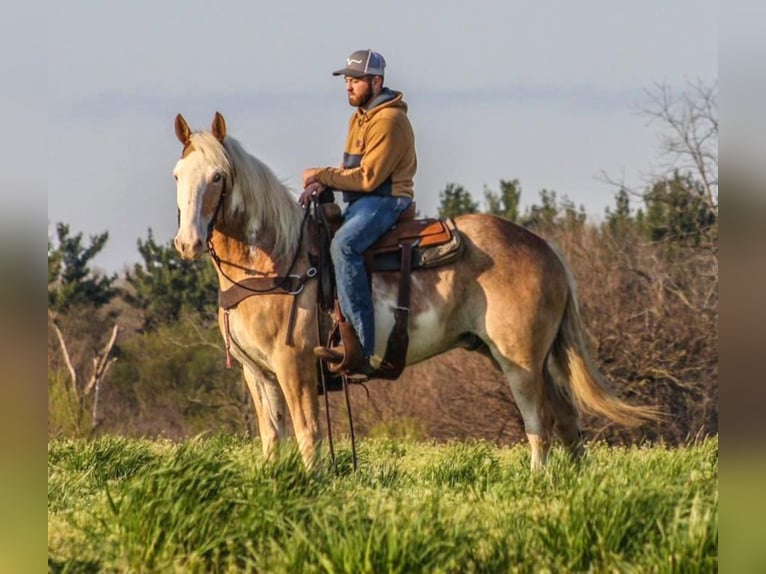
[{"xmin": 300, "ymin": 49, "xmax": 416, "ymax": 376}]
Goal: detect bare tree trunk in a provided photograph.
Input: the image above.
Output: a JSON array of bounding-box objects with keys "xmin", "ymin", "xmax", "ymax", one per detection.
[
  {"xmin": 49, "ymin": 311, "xmax": 119, "ymax": 431},
  {"xmin": 87, "ymin": 324, "xmax": 119, "ymax": 429},
  {"xmin": 49, "ymin": 310, "xmax": 79, "ymax": 402}
]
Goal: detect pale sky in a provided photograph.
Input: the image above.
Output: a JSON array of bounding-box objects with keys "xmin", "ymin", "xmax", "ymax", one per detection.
[{"xmin": 46, "ymin": 0, "xmax": 718, "ymax": 272}]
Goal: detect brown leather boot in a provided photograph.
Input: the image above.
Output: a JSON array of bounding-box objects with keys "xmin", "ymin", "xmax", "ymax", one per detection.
[{"xmin": 314, "ymin": 345, "xmax": 377, "ymax": 377}]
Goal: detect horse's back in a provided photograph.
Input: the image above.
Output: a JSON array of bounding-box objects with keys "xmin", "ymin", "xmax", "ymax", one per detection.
[{"xmin": 452, "ymin": 213, "xmax": 566, "ymax": 282}]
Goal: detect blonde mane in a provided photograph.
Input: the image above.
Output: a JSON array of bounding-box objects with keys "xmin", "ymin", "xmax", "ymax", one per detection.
[{"xmin": 189, "ymin": 131, "xmax": 303, "ymax": 261}]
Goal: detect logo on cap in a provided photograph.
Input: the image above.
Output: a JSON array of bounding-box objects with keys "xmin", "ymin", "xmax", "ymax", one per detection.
[{"xmin": 333, "ymin": 50, "xmax": 386, "ymax": 77}]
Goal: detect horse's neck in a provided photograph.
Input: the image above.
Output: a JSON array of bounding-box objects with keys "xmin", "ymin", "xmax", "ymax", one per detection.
[
  {"xmin": 208, "ymin": 212, "xmax": 303, "ymax": 282},
  {"xmin": 208, "ymin": 229, "xmax": 279, "ymax": 278}
]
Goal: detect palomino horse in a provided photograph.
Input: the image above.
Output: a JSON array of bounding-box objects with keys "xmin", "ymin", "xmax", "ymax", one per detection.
[{"xmin": 172, "ymin": 112, "xmax": 655, "ymax": 470}]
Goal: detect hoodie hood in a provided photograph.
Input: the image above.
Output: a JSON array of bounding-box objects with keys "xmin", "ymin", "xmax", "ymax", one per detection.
[{"xmin": 359, "ymin": 88, "xmax": 407, "ymax": 116}]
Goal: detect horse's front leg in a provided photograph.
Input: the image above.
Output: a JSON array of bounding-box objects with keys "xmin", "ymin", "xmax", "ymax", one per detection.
[
  {"xmin": 242, "ymin": 364, "xmax": 286, "ymax": 462},
  {"xmin": 273, "ymin": 350, "xmax": 322, "ymax": 469}
]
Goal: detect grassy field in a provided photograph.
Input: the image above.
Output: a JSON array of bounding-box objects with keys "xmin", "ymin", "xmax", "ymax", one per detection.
[{"xmin": 48, "ymin": 435, "xmax": 717, "ymax": 573}]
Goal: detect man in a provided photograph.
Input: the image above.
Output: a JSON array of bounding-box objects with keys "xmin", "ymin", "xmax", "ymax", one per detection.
[{"xmin": 301, "ymin": 49, "xmax": 416, "ymax": 375}]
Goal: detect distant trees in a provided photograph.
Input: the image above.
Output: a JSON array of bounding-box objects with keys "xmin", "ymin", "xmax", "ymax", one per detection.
[
  {"xmin": 603, "ymin": 79, "xmax": 718, "ymax": 245},
  {"xmin": 47, "ymin": 225, "xmax": 246, "ymax": 439},
  {"xmin": 124, "ymin": 230, "xmax": 218, "ymax": 331},
  {"xmin": 439, "ymin": 181, "xmax": 587, "ymax": 233},
  {"xmin": 439, "ymin": 171, "xmax": 715, "ymax": 245},
  {"xmin": 484, "ymin": 179, "xmax": 521, "ymax": 222},
  {"xmin": 48, "ymin": 223, "xmax": 117, "ymax": 313},
  {"xmin": 640, "ymin": 79, "xmax": 718, "ymax": 216},
  {"xmin": 437, "ymin": 183, "xmax": 479, "ymax": 218},
  {"xmin": 439, "ymin": 79, "xmax": 718, "ymax": 248},
  {"xmin": 48, "ymin": 223, "xmax": 120, "ymax": 435},
  {"xmin": 642, "ymin": 172, "xmax": 717, "ymax": 245}
]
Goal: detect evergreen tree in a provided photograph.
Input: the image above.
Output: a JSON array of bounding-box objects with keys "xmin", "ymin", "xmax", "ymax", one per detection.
[
  {"xmin": 437, "ymin": 183, "xmax": 479, "ymax": 218},
  {"xmin": 559, "ymin": 196, "xmax": 587, "ymax": 231},
  {"xmin": 48, "ymin": 223, "xmax": 118, "ymax": 312},
  {"xmin": 484, "ymin": 179, "xmax": 522, "ymax": 222},
  {"xmin": 605, "ymin": 188, "xmax": 634, "ymax": 237},
  {"xmin": 643, "ymin": 172, "xmax": 717, "ymax": 245},
  {"xmin": 48, "ymin": 236, "xmax": 62, "ymax": 287},
  {"xmin": 520, "ymin": 189, "xmax": 560, "ymax": 229}
]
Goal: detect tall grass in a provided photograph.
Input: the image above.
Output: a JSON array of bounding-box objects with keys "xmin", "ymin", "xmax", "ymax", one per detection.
[{"xmin": 48, "ymin": 435, "xmax": 717, "ymax": 573}]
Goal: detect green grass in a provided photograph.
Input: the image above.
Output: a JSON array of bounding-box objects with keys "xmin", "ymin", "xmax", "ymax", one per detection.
[{"xmin": 48, "ymin": 435, "xmax": 718, "ymax": 573}]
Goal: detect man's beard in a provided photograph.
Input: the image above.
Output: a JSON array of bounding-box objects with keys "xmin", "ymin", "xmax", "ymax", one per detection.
[{"xmin": 349, "ymin": 84, "xmax": 374, "ymax": 108}]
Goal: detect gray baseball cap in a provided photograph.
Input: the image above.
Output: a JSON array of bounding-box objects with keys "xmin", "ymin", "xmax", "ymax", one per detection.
[{"xmin": 332, "ymin": 49, "xmax": 386, "ymax": 78}]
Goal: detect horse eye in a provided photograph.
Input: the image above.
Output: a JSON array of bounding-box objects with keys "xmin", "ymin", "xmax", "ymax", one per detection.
[{"xmin": 212, "ymin": 173, "xmax": 222, "ymax": 183}]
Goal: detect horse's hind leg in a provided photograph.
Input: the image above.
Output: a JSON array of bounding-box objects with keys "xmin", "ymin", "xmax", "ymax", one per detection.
[
  {"xmin": 242, "ymin": 365, "xmax": 286, "ymax": 461},
  {"xmin": 544, "ymin": 363, "xmax": 585, "ymax": 460},
  {"xmin": 493, "ymin": 355, "xmax": 554, "ymax": 471}
]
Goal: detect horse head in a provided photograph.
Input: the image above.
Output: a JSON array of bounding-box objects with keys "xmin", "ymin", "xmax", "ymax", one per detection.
[{"xmin": 172, "ymin": 112, "xmax": 232, "ymax": 259}]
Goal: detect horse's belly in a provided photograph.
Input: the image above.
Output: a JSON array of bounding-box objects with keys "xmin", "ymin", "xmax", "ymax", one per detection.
[{"xmin": 373, "ymin": 297, "xmax": 449, "ymax": 364}]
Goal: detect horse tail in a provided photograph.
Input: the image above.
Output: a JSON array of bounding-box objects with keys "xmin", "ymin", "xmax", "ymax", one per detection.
[{"xmin": 550, "ymin": 272, "xmax": 660, "ymax": 427}]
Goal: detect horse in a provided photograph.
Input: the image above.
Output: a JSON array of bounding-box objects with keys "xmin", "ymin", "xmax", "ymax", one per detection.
[{"xmin": 171, "ymin": 111, "xmax": 656, "ymax": 471}]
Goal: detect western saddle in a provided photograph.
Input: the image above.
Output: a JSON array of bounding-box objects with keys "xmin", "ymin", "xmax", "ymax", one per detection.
[{"xmin": 311, "ymin": 196, "xmax": 463, "ymax": 391}]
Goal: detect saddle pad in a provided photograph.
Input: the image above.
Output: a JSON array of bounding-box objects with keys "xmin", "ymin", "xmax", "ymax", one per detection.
[
  {"xmin": 368, "ymin": 222, "xmax": 463, "ymax": 272},
  {"xmin": 368, "ymin": 218, "xmax": 452, "ymax": 254}
]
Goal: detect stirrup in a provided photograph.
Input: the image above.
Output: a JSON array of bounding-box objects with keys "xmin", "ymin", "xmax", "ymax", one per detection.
[
  {"xmin": 321, "ymin": 320, "xmax": 365, "ymax": 374},
  {"xmin": 314, "ymin": 345, "xmax": 344, "ymax": 363}
]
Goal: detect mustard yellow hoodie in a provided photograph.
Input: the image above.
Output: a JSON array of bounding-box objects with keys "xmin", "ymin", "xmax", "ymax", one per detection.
[{"xmin": 314, "ymin": 89, "xmax": 416, "ymax": 202}]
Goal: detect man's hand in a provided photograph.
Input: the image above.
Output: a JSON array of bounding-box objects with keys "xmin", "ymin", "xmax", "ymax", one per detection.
[
  {"xmin": 300, "ymin": 168, "xmax": 327, "ymax": 207},
  {"xmin": 298, "ymin": 181, "xmax": 327, "ymax": 207},
  {"xmin": 303, "ymin": 168, "xmax": 321, "ymax": 187}
]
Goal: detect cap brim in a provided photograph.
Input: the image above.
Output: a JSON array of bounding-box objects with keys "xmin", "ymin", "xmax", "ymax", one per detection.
[{"xmin": 332, "ymin": 68, "xmax": 368, "ymax": 78}]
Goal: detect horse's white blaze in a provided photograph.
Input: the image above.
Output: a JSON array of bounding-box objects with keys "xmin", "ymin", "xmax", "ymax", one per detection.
[
  {"xmin": 172, "ymin": 134, "xmax": 234, "ymax": 259},
  {"xmin": 173, "ymin": 155, "xmax": 210, "ymax": 257}
]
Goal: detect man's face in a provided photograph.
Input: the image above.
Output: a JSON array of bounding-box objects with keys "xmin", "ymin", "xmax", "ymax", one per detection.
[{"xmin": 344, "ymin": 76, "xmax": 377, "ymax": 108}]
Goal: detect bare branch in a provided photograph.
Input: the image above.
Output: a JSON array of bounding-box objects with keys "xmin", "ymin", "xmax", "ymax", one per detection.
[
  {"xmin": 597, "ymin": 170, "xmax": 646, "ymax": 201},
  {"xmin": 640, "ymin": 79, "xmax": 718, "ymax": 215},
  {"xmin": 165, "ymin": 317, "xmax": 223, "ymax": 351},
  {"xmin": 84, "ymin": 324, "xmax": 120, "ymax": 396},
  {"xmin": 48, "ymin": 310, "xmax": 78, "ymax": 401}
]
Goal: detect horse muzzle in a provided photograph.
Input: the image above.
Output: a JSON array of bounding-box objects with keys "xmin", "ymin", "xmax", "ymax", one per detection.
[{"xmin": 174, "ymin": 233, "xmax": 205, "ymax": 259}]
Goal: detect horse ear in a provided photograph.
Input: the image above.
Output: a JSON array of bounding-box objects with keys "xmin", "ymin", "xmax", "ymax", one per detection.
[
  {"xmin": 212, "ymin": 111, "xmax": 227, "ymax": 142},
  {"xmin": 175, "ymin": 114, "xmax": 191, "ymax": 145}
]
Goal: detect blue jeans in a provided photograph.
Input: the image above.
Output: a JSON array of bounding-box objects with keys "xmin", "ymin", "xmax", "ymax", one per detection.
[{"xmin": 331, "ymin": 195, "xmax": 413, "ymax": 357}]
